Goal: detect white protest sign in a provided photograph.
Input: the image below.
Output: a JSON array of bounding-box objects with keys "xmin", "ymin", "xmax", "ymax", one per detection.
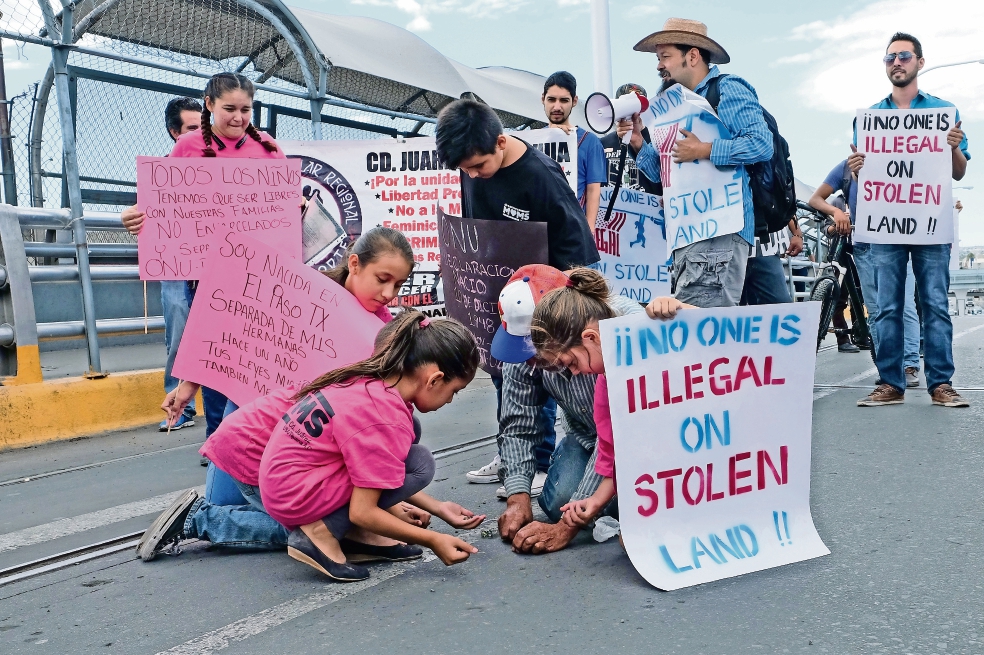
[
  {"xmin": 281, "ymin": 129, "xmax": 576, "ymax": 318},
  {"xmin": 640, "ymin": 84, "xmax": 744, "ymax": 252},
  {"xmin": 594, "ymin": 186, "xmax": 670, "ymax": 303},
  {"xmin": 855, "ymin": 108, "xmax": 955, "ymax": 244},
  {"xmin": 599, "ymin": 303, "xmax": 828, "ymax": 590}
]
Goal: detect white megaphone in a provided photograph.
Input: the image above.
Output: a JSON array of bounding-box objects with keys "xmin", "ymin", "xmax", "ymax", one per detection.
[{"xmin": 584, "ymin": 91, "xmax": 650, "ymax": 144}]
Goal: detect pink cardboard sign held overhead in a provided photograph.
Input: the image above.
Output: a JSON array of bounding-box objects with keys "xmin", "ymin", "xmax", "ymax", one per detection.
[
  {"xmin": 137, "ymin": 156, "xmax": 302, "ymax": 280},
  {"xmin": 172, "ymin": 232, "xmax": 382, "ymax": 407}
]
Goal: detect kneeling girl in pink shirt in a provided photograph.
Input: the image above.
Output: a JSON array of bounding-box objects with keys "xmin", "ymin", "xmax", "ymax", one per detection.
[{"xmin": 260, "ymin": 312, "xmax": 485, "ymax": 582}]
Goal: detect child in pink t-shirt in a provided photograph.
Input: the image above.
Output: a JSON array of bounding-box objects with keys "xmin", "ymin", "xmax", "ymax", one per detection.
[
  {"xmin": 140, "ymin": 227, "xmax": 417, "ymax": 562},
  {"xmin": 260, "ymin": 312, "xmax": 485, "ymax": 582},
  {"xmin": 526, "ymin": 269, "xmax": 693, "ymax": 531}
]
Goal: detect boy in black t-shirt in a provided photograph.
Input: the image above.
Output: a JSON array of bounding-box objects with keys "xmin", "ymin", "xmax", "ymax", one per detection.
[{"xmin": 435, "ymin": 99, "xmax": 600, "ymax": 270}]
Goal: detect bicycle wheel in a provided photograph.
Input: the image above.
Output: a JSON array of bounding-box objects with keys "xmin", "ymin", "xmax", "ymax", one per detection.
[{"xmin": 810, "ymin": 276, "xmax": 839, "ymax": 352}]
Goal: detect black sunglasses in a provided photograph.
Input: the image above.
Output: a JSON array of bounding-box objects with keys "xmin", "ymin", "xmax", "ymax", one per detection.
[{"xmin": 883, "ymin": 51, "xmax": 915, "ymax": 65}]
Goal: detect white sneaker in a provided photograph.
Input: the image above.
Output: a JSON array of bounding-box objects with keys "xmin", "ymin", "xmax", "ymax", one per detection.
[
  {"xmin": 466, "ymin": 455, "xmax": 501, "ymax": 483},
  {"xmin": 497, "ymin": 471, "xmax": 548, "ymax": 500}
]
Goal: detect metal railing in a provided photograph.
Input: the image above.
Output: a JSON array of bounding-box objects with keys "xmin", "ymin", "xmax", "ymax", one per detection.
[{"xmin": 0, "ymin": 204, "xmax": 160, "ymax": 384}]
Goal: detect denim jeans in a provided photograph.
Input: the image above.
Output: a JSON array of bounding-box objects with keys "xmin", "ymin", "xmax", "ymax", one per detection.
[
  {"xmin": 870, "ymin": 244, "xmax": 953, "ymax": 393},
  {"xmin": 323, "ymin": 444, "xmax": 435, "ymax": 540},
  {"xmin": 184, "ymin": 463, "xmax": 289, "ymax": 548},
  {"xmin": 162, "ymin": 281, "xmax": 195, "ymax": 420},
  {"xmin": 537, "ymin": 433, "xmax": 602, "ymax": 522},
  {"xmin": 492, "ymin": 375, "xmax": 557, "ymax": 472},
  {"xmin": 853, "ymin": 244, "xmax": 920, "ymax": 368},
  {"xmin": 740, "ymin": 254, "xmax": 792, "ymax": 306}
]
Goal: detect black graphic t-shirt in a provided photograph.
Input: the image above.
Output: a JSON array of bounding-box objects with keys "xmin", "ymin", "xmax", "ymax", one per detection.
[{"xmin": 461, "ymin": 141, "xmax": 600, "ymax": 270}]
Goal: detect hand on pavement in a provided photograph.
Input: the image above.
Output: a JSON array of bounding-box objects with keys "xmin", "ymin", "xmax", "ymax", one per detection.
[
  {"xmin": 498, "ymin": 494, "xmax": 534, "ymax": 541},
  {"xmin": 511, "ymin": 520, "xmax": 579, "ymax": 554}
]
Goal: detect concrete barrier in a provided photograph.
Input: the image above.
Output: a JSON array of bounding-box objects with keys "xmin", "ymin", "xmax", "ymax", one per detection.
[{"xmin": 0, "ymin": 369, "xmax": 203, "ymax": 450}]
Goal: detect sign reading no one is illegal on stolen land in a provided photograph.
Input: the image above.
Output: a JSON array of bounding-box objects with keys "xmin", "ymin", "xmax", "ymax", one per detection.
[{"xmin": 599, "ymin": 303, "xmax": 829, "ymax": 590}]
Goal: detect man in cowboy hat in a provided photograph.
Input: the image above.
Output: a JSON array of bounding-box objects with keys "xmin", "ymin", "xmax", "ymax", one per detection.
[{"xmin": 618, "ymin": 18, "xmax": 774, "ymax": 308}]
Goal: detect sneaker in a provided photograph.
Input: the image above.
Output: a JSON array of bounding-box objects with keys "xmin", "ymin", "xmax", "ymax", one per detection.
[
  {"xmin": 136, "ymin": 489, "xmax": 198, "ymax": 561},
  {"xmin": 931, "ymin": 384, "xmax": 970, "ymax": 407},
  {"xmin": 496, "ymin": 471, "xmax": 547, "ymax": 500},
  {"xmin": 466, "ymin": 455, "xmax": 501, "ymax": 484},
  {"xmin": 838, "ymin": 342, "xmax": 861, "ymax": 353},
  {"xmin": 340, "ymin": 538, "xmax": 423, "ymax": 563},
  {"xmin": 857, "ymin": 384, "xmax": 905, "ymax": 407},
  {"xmin": 159, "ymin": 414, "xmax": 195, "ymax": 432},
  {"xmin": 905, "ymin": 367, "xmax": 920, "ymax": 388},
  {"xmin": 287, "ymin": 530, "xmax": 370, "ymax": 582}
]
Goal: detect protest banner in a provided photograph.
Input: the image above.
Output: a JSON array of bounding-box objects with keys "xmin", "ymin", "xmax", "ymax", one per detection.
[
  {"xmin": 855, "ymin": 108, "xmax": 955, "ymax": 244},
  {"xmin": 593, "ymin": 186, "xmax": 670, "ymax": 303},
  {"xmin": 172, "ymin": 232, "xmax": 382, "ymax": 407},
  {"xmin": 281, "ymin": 129, "xmax": 575, "ymax": 317},
  {"xmin": 640, "ymin": 84, "xmax": 744, "ymax": 252},
  {"xmin": 437, "ymin": 208, "xmax": 548, "ymax": 375},
  {"xmin": 137, "ymin": 157, "xmax": 302, "ymax": 280},
  {"xmin": 599, "ymin": 303, "xmax": 829, "ymax": 590}
]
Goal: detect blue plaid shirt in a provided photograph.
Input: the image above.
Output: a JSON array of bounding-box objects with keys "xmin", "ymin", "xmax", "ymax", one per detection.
[
  {"xmin": 636, "ymin": 66, "xmax": 773, "ymax": 246},
  {"xmin": 854, "ymin": 89, "xmax": 970, "ymax": 161}
]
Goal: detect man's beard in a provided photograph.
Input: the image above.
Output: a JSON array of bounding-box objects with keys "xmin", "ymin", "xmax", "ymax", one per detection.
[
  {"xmin": 890, "ymin": 67, "xmax": 917, "ymax": 88},
  {"xmin": 660, "ymin": 77, "xmax": 678, "ymax": 92},
  {"xmin": 548, "ymin": 112, "xmax": 569, "ymax": 125}
]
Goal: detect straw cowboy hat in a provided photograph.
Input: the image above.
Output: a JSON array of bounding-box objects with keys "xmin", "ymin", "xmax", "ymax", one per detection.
[{"xmin": 634, "ymin": 18, "xmax": 730, "ymax": 64}]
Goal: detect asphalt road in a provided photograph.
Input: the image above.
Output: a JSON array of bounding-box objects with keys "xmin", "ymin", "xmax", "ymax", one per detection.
[{"xmin": 1, "ymin": 317, "xmax": 982, "ymax": 654}]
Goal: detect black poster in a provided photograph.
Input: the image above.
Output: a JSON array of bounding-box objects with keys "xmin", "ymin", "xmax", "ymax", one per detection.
[{"xmin": 437, "ymin": 208, "xmax": 548, "ymax": 376}]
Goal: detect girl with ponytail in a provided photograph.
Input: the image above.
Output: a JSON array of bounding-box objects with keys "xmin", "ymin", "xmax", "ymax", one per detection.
[
  {"xmin": 259, "ymin": 312, "xmax": 485, "ymax": 581},
  {"xmin": 529, "ymin": 268, "xmax": 693, "ymax": 532},
  {"xmin": 170, "ymin": 72, "xmax": 282, "ymax": 159}
]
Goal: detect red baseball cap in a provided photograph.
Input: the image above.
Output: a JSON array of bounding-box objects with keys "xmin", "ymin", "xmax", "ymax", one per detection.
[{"xmin": 491, "ymin": 265, "xmax": 571, "ymax": 363}]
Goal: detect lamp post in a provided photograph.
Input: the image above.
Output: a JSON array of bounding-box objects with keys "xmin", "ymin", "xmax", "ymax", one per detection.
[
  {"xmin": 919, "ymin": 58, "xmax": 984, "ymax": 76},
  {"xmin": 590, "ymin": 0, "xmax": 612, "ymax": 96}
]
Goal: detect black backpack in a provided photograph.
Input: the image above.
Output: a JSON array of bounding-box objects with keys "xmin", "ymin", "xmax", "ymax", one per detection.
[{"xmin": 705, "ymin": 75, "xmax": 796, "ymax": 234}]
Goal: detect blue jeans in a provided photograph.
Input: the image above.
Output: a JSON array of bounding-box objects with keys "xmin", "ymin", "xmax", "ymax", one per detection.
[
  {"xmin": 740, "ymin": 255, "xmax": 792, "ymax": 306},
  {"xmin": 185, "ymin": 463, "xmax": 289, "ymax": 548},
  {"xmin": 870, "ymin": 244, "xmax": 953, "ymax": 394},
  {"xmin": 492, "ymin": 376, "xmax": 556, "ymax": 472},
  {"xmin": 853, "ymin": 244, "xmax": 920, "ymax": 368},
  {"xmin": 537, "ymin": 433, "xmax": 609, "ymax": 522},
  {"xmin": 162, "ymin": 281, "xmax": 195, "ymax": 420}
]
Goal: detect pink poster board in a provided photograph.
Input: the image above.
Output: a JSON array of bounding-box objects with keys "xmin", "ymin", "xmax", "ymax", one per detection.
[
  {"xmin": 172, "ymin": 232, "xmax": 382, "ymax": 406},
  {"xmin": 137, "ymin": 156, "xmax": 302, "ymax": 280}
]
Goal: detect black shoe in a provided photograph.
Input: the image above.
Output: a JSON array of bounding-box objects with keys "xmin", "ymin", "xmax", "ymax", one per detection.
[
  {"xmin": 838, "ymin": 342, "xmax": 861, "ymax": 353},
  {"xmin": 340, "ymin": 538, "xmax": 424, "ymax": 563},
  {"xmin": 287, "ymin": 530, "xmax": 370, "ymax": 582},
  {"xmin": 200, "ymin": 456, "xmax": 211, "ymax": 467},
  {"xmin": 136, "ymin": 489, "xmax": 198, "ymax": 561}
]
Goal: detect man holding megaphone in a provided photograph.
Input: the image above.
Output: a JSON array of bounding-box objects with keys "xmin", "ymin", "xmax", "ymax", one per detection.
[{"xmin": 617, "ymin": 18, "xmax": 773, "ymax": 308}]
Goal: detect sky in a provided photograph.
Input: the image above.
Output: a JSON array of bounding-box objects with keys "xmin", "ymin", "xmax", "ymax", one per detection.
[{"xmin": 3, "ymin": 0, "xmax": 983, "ymax": 244}]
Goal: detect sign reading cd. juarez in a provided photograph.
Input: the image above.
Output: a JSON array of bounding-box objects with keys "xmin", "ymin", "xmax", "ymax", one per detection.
[
  {"xmin": 172, "ymin": 232, "xmax": 381, "ymax": 407},
  {"xmin": 640, "ymin": 84, "xmax": 744, "ymax": 252},
  {"xmin": 136, "ymin": 156, "xmax": 302, "ymax": 280},
  {"xmin": 599, "ymin": 303, "xmax": 829, "ymax": 590},
  {"xmin": 282, "ymin": 129, "xmax": 576, "ymax": 317},
  {"xmin": 855, "ymin": 108, "xmax": 955, "ymax": 244}
]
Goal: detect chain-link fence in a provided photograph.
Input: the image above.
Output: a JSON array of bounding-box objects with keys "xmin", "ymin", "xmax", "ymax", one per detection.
[{"xmin": 0, "ymin": 0, "xmax": 452, "ymax": 250}]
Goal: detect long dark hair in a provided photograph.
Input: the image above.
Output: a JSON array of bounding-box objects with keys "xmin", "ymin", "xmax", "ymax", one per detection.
[
  {"xmin": 293, "ymin": 312, "xmax": 479, "ymax": 399},
  {"xmin": 200, "ymin": 73, "xmax": 278, "ymax": 157},
  {"xmin": 324, "ymin": 226, "xmax": 415, "ymax": 287},
  {"xmin": 530, "ymin": 267, "xmax": 614, "ymax": 360}
]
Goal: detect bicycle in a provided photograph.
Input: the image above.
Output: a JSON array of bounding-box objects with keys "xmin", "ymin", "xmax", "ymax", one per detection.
[{"xmin": 797, "ymin": 202, "xmax": 873, "ymax": 357}]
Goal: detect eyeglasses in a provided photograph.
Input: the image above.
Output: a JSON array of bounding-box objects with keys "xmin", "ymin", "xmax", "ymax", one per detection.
[{"xmin": 883, "ymin": 51, "xmax": 915, "ymax": 65}]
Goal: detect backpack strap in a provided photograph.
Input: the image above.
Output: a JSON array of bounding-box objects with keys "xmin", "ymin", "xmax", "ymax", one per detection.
[
  {"xmin": 703, "ymin": 74, "xmax": 729, "ymax": 112},
  {"xmin": 577, "ymin": 128, "xmax": 588, "ymax": 148}
]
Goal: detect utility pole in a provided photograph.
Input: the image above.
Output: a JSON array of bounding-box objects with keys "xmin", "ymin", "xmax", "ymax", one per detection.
[
  {"xmin": 591, "ymin": 0, "xmax": 613, "ymax": 96},
  {"xmin": 0, "ymin": 37, "xmax": 19, "ymax": 205}
]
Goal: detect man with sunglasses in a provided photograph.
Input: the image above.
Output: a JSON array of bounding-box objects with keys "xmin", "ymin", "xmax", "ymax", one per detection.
[{"xmin": 853, "ymin": 32, "xmax": 970, "ymax": 408}]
